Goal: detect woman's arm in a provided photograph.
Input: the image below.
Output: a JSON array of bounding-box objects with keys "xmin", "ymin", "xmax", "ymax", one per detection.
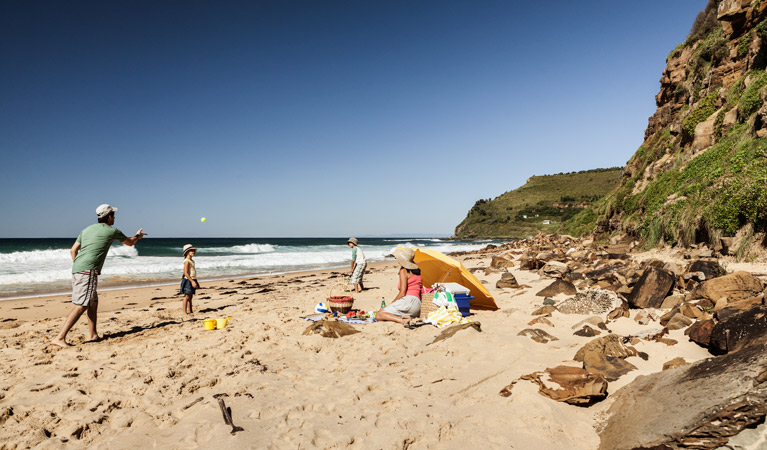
[{"xmin": 392, "ymin": 268, "xmax": 408, "ymax": 302}]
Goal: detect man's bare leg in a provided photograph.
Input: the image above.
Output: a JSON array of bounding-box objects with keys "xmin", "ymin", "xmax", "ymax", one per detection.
[
  {"xmin": 52, "ymin": 306, "xmax": 88, "ymax": 347},
  {"xmin": 85, "ymin": 299, "xmax": 100, "ymax": 341}
]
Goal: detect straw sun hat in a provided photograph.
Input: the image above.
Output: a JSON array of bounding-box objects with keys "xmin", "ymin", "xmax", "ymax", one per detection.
[
  {"xmin": 393, "ymin": 247, "xmax": 418, "ymax": 270},
  {"xmin": 182, "ymin": 244, "xmax": 197, "ymax": 256}
]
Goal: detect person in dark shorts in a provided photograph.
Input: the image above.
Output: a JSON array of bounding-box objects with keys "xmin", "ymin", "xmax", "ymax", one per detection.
[
  {"xmin": 52, "ymin": 204, "xmax": 146, "ymax": 347},
  {"xmin": 180, "ymin": 244, "xmax": 199, "ymax": 314}
]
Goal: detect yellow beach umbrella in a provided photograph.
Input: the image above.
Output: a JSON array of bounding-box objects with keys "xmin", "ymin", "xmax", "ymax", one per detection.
[{"xmin": 412, "ymin": 248, "xmax": 498, "ymax": 311}]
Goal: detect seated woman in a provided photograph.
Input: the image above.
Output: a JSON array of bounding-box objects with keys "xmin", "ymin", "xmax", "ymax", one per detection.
[{"xmin": 376, "ymin": 248, "xmax": 422, "ymax": 325}]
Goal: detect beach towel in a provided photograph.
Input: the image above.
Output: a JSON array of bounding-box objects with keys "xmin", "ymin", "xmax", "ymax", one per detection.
[
  {"xmin": 424, "ymin": 304, "xmax": 471, "ymax": 328},
  {"xmin": 301, "ymin": 314, "xmax": 376, "ymax": 324}
]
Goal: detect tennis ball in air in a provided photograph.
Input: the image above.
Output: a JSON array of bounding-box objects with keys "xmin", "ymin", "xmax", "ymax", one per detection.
[{"xmin": 201, "ymin": 217, "xmax": 206, "ymax": 223}]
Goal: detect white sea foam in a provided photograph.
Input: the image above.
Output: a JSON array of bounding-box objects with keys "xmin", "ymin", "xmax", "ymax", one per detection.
[
  {"xmin": 208, "ymin": 243, "xmax": 276, "ymax": 254},
  {"xmin": 0, "ymin": 239, "xmax": 502, "ymax": 297}
]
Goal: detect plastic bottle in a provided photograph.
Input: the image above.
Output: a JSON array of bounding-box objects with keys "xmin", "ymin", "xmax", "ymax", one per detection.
[{"xmin": 381, "ymin": 297, "xmax": 386, "ymax": 308}]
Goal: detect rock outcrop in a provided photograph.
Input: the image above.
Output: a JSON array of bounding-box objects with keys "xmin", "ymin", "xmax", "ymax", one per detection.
[{"xmin": 598, "ymin": 344, "xmax": 767, "ymax": 450}]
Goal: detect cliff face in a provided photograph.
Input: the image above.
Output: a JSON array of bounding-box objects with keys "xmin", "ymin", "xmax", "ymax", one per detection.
[{"xmin": 587, "ymin": 0, "xmax": 767, "ymax": 248}]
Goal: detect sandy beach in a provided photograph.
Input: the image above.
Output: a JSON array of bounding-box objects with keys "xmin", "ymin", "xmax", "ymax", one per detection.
[{"xmin": 0, "ymin": 245, "xmax": 741, "ymax": 449}]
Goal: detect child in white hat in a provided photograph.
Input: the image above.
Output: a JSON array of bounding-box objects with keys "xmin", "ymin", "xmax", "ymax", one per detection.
[{"xmin": 180, "ymin": 244, "xmax": 199, "ymax": 314}]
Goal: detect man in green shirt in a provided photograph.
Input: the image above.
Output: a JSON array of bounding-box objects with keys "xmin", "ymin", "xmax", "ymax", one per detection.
[{"xmin": 52, "ymin": 204, "xmax": 147, "ymax": 347}]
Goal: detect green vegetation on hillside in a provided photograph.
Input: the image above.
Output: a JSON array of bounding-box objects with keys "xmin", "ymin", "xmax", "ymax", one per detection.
[
  {"xmin": 568, "ymin": 124, "xmax": 767, "ymax": 247},
  {"xmin": 454, "ymin": 168, "xmax": 622, "ymax": 239}
]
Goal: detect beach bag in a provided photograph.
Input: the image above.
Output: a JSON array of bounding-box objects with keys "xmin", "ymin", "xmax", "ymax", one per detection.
[{"xmin": 433, "ymin": 291, "xmax": 456, "ymax": 308}]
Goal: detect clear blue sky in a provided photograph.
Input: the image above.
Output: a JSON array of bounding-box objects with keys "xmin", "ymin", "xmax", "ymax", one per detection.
[{"xmin": 1, "ymin": 0, "xmax": 705, "ymax": 238}]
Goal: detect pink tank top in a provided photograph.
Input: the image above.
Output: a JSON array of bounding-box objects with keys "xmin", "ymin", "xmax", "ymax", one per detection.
[{"xmin": 398, "ymin": 274, "xmax": 422, "ymax": 298}]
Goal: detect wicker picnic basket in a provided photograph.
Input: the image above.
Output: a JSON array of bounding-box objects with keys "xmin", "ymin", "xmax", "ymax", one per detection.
[
  {"xmin": 327, "ymin": 276, "xmax": 354, "ymax": 314},
  {"xmin": 419, "ymin": 292, "xmax": 437, "ymax": 318}
]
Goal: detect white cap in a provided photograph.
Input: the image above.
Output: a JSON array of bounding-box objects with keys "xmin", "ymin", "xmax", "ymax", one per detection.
[{"xmin": 96, "ymin": 204, "xmax": 118, "ymax": 218}]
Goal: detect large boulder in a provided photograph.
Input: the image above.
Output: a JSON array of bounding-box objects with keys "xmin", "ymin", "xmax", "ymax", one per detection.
[
  {"xmin": 627, "ymin": 267, "xmax": 675, "ymax": 309},
  {"xmin": 598, "ymin": 343, "xmax": 767, "ymax": 450},
  {"xmin": 574, "ymin": 334, "xmax": 639, "ymax": 381},
  {"xmin": 496, "ymin": 272, "xmax": 519, "ymax": 289},
  {"xmin": 709, "ymin": 305, "xmax": 767, "ymax": 355},
  {"xmin": 686, "ymin": 260, "xmax": 726, "ymax": 280},
  {"xmin": 687, "ymin": 319, "xmax": 715, "ymax": 347},
  {"xmin": 535, "ymin": 279, "xmax": 577, "ymax": 297},
  {"xmin": 690, "ymin": 271, "xmax": 763, "ymax": 303},
  {"xmin": 542, "ymin": 260, "xmax": 569, "ymax": 278},
  {"xmin": 518, "ymin": 366, "xmax": 608, "ymax": 406},
  {"xmin": 490, "ymin": 255, "xmax": 515, "ymax": 270}
]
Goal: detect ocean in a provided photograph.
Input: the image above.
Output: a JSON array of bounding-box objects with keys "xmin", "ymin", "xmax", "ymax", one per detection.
[{"xmin": 0, "ymin": 237, "xmax": 502, "ymax": 299}]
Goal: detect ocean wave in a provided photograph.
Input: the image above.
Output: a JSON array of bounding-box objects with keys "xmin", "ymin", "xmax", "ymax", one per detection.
[
  {"xmin": 0, "ymin": 248, "xmax": 71, "ymax": 264},
  {"xmin": 108, "ymin": 245, "xmax": 139, "ymax": 257},
  {"xmin": 0, "ymin": 240, "xmax": 500, "ymax": 293},
  {"xmin": 202, "ymin": 243, "xmax": 276, "ymax": 254},
  {"xmin": 0, "ymin": 244, "xmax": 138, "ymax": 264}
]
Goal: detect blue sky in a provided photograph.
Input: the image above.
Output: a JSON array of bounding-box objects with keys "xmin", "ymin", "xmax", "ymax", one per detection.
[{"xmin": 1, "ymin": 0, "xmax": 706, "ymax": 238}]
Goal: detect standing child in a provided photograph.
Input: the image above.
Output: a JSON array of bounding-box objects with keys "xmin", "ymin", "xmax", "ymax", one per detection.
[
  {"xmin": 347, "ymin": 237, "xmax": 366, "ymax": 293},
  {"xmin": 180, "ymin": 244, "xmax": 199, "ymax": 314}
]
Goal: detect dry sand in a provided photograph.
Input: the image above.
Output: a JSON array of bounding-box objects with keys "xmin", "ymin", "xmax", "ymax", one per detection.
[{"xmin": 0, "ymin": 251, "xmax": 717, "ymax": 449}]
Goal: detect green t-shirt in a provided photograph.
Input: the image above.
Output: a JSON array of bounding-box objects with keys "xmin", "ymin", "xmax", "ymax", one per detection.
[
  {"xmin": 71, "ymin": 223, "xmax": 128, "ymax": 274},
  {"xmin": 351, "ymin": 247, "xmax": 357, "ymax": 262}
]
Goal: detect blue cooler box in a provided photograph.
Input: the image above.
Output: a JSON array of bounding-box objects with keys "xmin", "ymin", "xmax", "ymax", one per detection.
[{"xmin": 454, "ymin": 294, "xmax": 473, "ymax": 317}]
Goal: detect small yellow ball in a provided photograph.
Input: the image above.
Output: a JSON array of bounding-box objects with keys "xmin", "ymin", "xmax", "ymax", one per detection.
[{"xmin": 201, "ymin": 217, "xmax": 206, "ymax": 223}]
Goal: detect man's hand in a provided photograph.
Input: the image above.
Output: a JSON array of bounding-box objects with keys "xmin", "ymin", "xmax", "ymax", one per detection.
[{"xmin": 123, "ymin": 229, "xmax": 147, "ymax": 246}]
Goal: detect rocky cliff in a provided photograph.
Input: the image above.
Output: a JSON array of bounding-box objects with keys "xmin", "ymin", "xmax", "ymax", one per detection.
[{"xmin": 581, "ymin": 0, "xmax": 767, "ymax": 251}]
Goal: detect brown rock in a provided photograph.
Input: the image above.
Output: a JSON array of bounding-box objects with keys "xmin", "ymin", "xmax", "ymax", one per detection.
[
  {"xmin": 687, "ymin": 319, "xmax": 715, "ymax": 347},
  {"xmin": 518, "ymin": 255, "xmax": 543, "ymax": 270},
  {"xmin": 572, "ymin": 316, "xmax": 608, "ymax": 331},
  {"xmin": 679, "ymin": 302, "xmax": 703, "ymax": 319},
  {"xmin": 686, "ymin": 260, "xmax": 726, "ymax": 280},
  {"xmin": 598, "ymin": 344, "xmax": 767, "ymax": 450},
  {"xmin": 633, "ymin": 310, "xmax": 656, "ymax": 325},
  {"xmin": 532, "ymin": 305, "xmax": 557, "ymax": 316},
  {"xmin": 517, "ymin": 328, "xmax": 558, "ymax": 344},
  {"xmin": 542, "ymin": 260, "xmax": 569, "ymax": 278},
  {"xmin": 666, "ymin": 313, "xmax": 693, "ymax": 330},
  {"xmin": 606, "ymin": 301, "xmax": 630, "ymax": 321},
  {"xmin": 713, "ymin": 296, "xmax": 730, "ymax": 311},
  {"xmin": 302, "ymin": 321, "xmax": 360, "ymax": 338},
  {"xmin": 690, "ymin": 271, "xmax": 763, "ymax": 303},
  {"xmin": 574, "ymin": 325, "xmax": 601, "ymax": 337},
  {"xmin": 431, "ymin": 322, "xmax": 482, "ymax": 344},
  {"xmin": 709, "ymin": 305, "xmax": 767, "ymax": 354},
  {"xmin": 660, "ymin": 294, "xmax": 685, "ymax": 310},
  {"xmin": 520, "ymin": 366, "xmax": 608, "ymax": 406},
  {"xmin": 535, "ymin": 279, "xmax": 577, "ymax": 297},
  {"xmin": 662, "ymin": 357, "xmax": 688, "ymax": 371},
  {"xmin": 714, "ymin": 294, "xmax": 764, "ymax": 320},
  {"xmin": 490, "ymin": 255, "xmax": 515, "ymax": 270},
  {"xmin": 496, "ymin": 272, "xmax": 519, "ymax": 289},
  {"xmin": 574, "ymin": 334, "xmax": 638, "ymax": 362},
  {"xmin": 581, "ymin": 348, "xmax": 637, "ymax": 381},
  {"xmin": 528, "ymin": 316, "xmax": 554, "ymax": 327},
  {"xmin": 627, "ymin": 267, "xmax": 675, "ymax": 309}
]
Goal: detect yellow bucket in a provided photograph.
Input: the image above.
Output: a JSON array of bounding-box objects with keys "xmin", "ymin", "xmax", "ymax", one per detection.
[
  {"xmin": 203, "ymin": 319, "xmax": 216, "ymax": 330},
  {"xmin": 216, "ymin": 317, "xmax": 231, "ymax": 329}
]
